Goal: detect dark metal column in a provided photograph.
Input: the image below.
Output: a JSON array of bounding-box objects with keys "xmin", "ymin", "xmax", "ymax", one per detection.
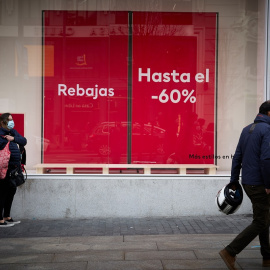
[{"xmin": 127, "ymin": 11, "xmax": 133, "ymax": 164}]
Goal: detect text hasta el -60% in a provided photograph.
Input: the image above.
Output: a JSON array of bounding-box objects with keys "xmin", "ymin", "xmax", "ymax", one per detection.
[{"xmin": 151, "ymin": 89, "xmax": 196, "ymax": 104}]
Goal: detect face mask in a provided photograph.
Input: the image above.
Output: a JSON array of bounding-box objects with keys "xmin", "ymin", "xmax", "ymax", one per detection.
[{"xmin": 7, "ymin": 120, "xmax": 14, "ymax": 129}]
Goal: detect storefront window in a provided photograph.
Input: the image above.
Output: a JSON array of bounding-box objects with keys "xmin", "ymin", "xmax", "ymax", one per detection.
[{"xmin": 0, "ymin": 0, "xmax": 267, "ymax": 173}]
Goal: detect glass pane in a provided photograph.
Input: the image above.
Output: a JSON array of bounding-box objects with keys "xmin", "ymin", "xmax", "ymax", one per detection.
[
  {"xmin": 132, "ymin": 12, "xmax": 217, "ymax": 164},
  {"xmin": 43, "ymin": 11, "xmax": 128, "ymax": 164}
]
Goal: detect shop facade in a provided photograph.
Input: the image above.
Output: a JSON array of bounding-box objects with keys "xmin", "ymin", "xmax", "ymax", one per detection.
[{"xmin": 0, "ymin": 0, "xmax": 269, "ymax": 218}]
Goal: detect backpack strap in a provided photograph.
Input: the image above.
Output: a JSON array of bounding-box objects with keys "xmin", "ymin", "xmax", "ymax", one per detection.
[
  {"xmin": 249, "ymin": 123, "xmax": 257, "ymax": 133},
  {"xmin": 242, "ymin": 123, "xmax": 257, "ymax": 157}
]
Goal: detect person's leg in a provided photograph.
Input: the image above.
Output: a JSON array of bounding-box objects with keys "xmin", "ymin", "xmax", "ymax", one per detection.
[
  {"xmin": 258, "ymin": 191, "xmax": 270, "ymax": 258},
  {"xmin": 3, "ymin": 186, "xmax": 17, "ymax": 219},
  {"xmin": 259, "ymin": 227, "xmax": 270, "ymax": 258},
  {"xmin": 225, "ymin": 185, "xmax": 270, "ymax": 256},
  {"xmin": 0, "ymin": 180, "xmax": 9, "ymax": 221},
  {"xmin": 0, "ymin": 181, "xmax": 15, "ymax": 226}
]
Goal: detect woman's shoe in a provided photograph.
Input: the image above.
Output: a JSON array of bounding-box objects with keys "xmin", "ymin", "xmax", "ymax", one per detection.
[
  {"xmin": 0, "ymin": 222, "xmax": 14, "ymax": 227},
  {"xmin": 4, "ymin": 218, "xmax": 21, "ymax": 224}
]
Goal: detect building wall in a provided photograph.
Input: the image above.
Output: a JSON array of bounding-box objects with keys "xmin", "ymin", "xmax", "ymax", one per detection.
[
  {"xmin": 0, "ymin": 0, "xmax": 267, "ymax": 219},
  {"xmin": 13, "ymin": 175, "xmax": 252, "ymax": 219}
]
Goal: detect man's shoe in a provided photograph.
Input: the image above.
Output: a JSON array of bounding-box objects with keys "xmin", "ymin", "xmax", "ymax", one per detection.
[
  {"xmin": 219, "ymin": 249, "xmax": 237, "ymax": 270},
  {"xmin": 263, "ymin": 258, "xmax": 270, "ymax": 267}
]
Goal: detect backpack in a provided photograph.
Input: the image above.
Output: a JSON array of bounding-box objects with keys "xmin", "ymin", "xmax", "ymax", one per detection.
[
  {"xmin": 19, "ymin": 146, "xmax": 26, "ymax": 174},
  {"xmin": 0, "ymin": 141, "xmax": 10, "ymax": 179}
]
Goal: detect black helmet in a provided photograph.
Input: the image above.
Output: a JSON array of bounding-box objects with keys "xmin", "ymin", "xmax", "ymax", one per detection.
[{"xmin": 215, "ymin": 182, "xmax": 243, "ymax": 215}]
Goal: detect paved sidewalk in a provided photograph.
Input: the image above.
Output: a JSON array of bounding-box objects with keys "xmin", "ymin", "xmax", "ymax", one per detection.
[
  {"xmin": 0, "ymin": 215, "xmax": 252, "ymax": 238},
  {"xmin": 0, "ymin": 215, "xmax": 268, "ymax": 270}
]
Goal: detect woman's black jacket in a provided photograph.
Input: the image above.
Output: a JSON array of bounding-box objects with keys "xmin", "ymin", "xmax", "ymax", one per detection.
[{"xmin": 0, "ymin": 127, "xmax": 27, "ymax": 167}]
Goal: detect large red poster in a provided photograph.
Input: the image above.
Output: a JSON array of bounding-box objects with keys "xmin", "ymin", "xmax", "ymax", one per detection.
[
  {"xmin": 132, "ymin": 12, "xmax": 216, "ymax": 164},
  {"xmin": 43, "ymin": 11, "xmax": 129, "ymax": 163},
  {"xmin": 43, "ymin": 11, "xmax": 216, "ymax": 164}
]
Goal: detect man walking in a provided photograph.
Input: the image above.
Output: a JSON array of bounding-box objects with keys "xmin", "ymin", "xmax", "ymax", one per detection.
[{"xmin": 219, "ymin": 101, "xmax": 270, "ymax": 270}]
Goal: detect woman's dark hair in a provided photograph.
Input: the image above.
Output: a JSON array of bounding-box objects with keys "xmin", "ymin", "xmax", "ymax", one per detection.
[
  {"xmin": 259, "ymin": 101, "xmax": 270, "ymax": 115},
  {"xmin": 0, "ymin": 113, "xmax": 11, "ymax": 127}
]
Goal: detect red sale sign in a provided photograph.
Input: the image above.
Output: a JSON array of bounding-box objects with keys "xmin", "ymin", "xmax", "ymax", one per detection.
[
  {"xmin": 43, "ymin": 11, "xmax": 129, "ymax": 163},
  {"xmin": 43, "ymin": 11, "xmax": 216, "ymax": 165},
  {"xmin": 132, "ymin": 12, "xmax": 216, "ymax": 164}
]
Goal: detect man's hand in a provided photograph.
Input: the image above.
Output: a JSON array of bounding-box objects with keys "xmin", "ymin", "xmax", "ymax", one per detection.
[{"xmin": 266, "ymin": 189, "xmax": 270, "ymax": 195}]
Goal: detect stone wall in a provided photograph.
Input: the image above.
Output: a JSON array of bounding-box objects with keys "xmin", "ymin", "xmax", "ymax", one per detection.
[{"xmin": 12, "ymin": 175, "xmax": 252, "ymax": 219}]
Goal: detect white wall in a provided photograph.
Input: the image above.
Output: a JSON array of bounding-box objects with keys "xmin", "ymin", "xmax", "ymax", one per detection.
[{"xmin": 12, "ymin": 175, "xmax": 252, "ymax": 219}]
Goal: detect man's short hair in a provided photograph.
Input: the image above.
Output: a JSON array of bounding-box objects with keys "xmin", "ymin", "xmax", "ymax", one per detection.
[{"xmin": 259, "ymin": 101, "xmax": 270, "ymax": 115}]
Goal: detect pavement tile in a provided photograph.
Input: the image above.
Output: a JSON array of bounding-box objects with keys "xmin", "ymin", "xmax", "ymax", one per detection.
[
  {"xmin": 21, "ymin": 241, "xmax": 158, "ymax": 253},
  {"xmin": 156, "ymin": 240, "xmax": 223, "ymax": 250},
  {"xmin": 124, "ymin": 234, "xmax": 236, "ymax": 242},
  {"xmin": 162, "ymin": 259, "xmax": 232, "ymax": 269},
  {"xmin": 194, "ymin": 247, "xmax": 261, "ymax": 260},
  {"xmin": 0, "ymin": 261, "xmax": 87, "ymax": 270},
  {"xmin": 86, "ymin": 260, "xmax": 163, "ymax": 270},
  {"xmin": 237, "ymin": 258, "xmax": 266, "ymax": 269},
  {"xmin": 0, "ymin": 254, "xmax": 54, "ymax": 264},
  {"xmin": 125, "ymin": 250, "xmax": 196, "ymax": 260},
  {"xmin": 0, "ymin": 237, "xmax": 60, "ymax": 244},
  {"xmin": 53, "ymin": 251, "xmax": 124, "ymax": 262},
  {"xmin": 1, "ymin": 242, "xmax": 94, "ymax": 255},
  {"xmin": 236, "ymin": 249, "xmax": 262, "ymax": 259},
  {"xmin": 181, "ymin": 234, "xmax": 236, "ymax": 241},
  {"xmin": 221, "ymin": 238, "xmax": 261, "ymax": 248},
  {"xmin": 193, "ymin": 249, "xmax": 222, "ymax": 259},
  {"xmin": 124, "ymin": 235, "xmax": 186, "ymax": 242},
  {"xmin": 59, "ymin": 235, "xmax": 123, "ymax": 244}
]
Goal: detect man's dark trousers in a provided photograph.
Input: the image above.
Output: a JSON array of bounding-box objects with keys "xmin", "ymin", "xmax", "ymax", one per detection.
[{"xmin": 226, "ymin": 184, "xmax": 270, "ymax": 258}]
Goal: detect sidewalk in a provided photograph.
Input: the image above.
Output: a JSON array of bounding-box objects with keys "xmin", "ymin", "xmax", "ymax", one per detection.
[{"xmin": 0, "ymin": 215, "xmax": 267, "ymax": 270}]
